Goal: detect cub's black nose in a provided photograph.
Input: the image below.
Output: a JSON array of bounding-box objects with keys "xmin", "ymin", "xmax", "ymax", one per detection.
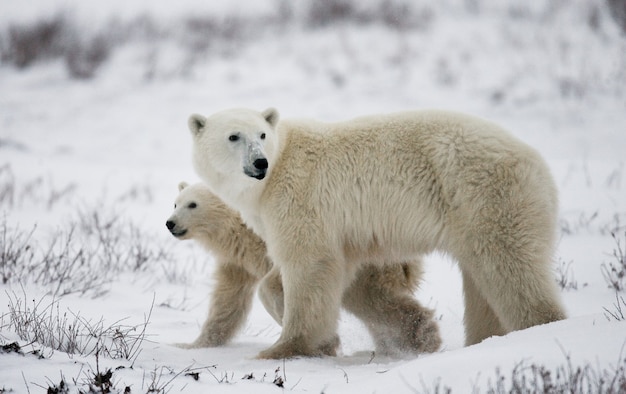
[
  {"xmin": 254, "ymin": 158, "xmax": 268, "ymax": 170},
  {"xmin": 166, "ymin": 220, "xmax": 175, "ymax": 230}
]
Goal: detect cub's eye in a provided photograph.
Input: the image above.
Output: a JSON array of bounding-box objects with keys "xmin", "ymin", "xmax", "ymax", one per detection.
[
  {"xmin": 260, "ymin": 133, "xmax": 266, "ymax": 140},
  {"xmin": 228, "ymin": 134, "xmax": 239, "ymax": 142},
  {"xmin": 188, "ymin": 202, "xmax": 197, "ymax": 209},
  {"xmin": 174, "ymin": 204, "xmax": 177, "ymax": 208}
]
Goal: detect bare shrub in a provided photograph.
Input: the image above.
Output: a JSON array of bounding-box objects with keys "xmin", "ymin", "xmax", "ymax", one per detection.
[
  {"xmin": 0, "ymin": 222, "xmax": 36, "ymax": 284},
  {"xmin": 34, "ymin": 224, "xmax": 101, "ymax": 297},
  {"xmin": 304, "ymin": 0, "xmax": 433, "ymax": 30},
  {"xmin": 558, "ymin": 77, "xmax": 587, "ymax": 100},
  {"xmin": 555, "ymin": 258, "xmax": 583, "ymax": 291},
  {"xmin": 417, "ymin": 376, "xmax": 452, "ymax": 394},
  {"xmin": 379, "ymin": 0, "xmax": 434, "ymax": 31},
  {"xmin": 2, "ymin": 290, "xmax": 152, "ymax": 361},
  {"xmin": 26, "ymin": 355, "xmax": 124, "ymax": 393},
  {"xmin": 65, "ymin": 34, "xmax": 111, "ymax": 79},
  {"xmin": 41, "ymin": 376, "xmax": 69, "ymax": 394},
  {"xmin": 0, "ymin": 222, "xmax": 104, "ymax": 297},
  {"xmin": 275, "ymin": 0, "xmax": 295, "ymax": 26},
  {"xmin": 559, "ymin": 210, "xmax": 598, "ymax": 236},
  {"xmin": 0, "ymin": 169, "xmax": 180, "ymax": 296},
  {"xmin": 0, "ymin": 0, "xmax": 621, "ymax": 94},
  {"xmin": 600, "ymin": 213, "xmax": 626, "ymax": 236},
  {"xmin": 145, "ymin": 366, "xmax": 177, "ymax": 393},
  {"xmin": 1, "ymin": 13, "xmax": 68, "ymax": 68},
  {"xmin": 46, "ymin": 183, "xmax": 77, "ymax": 210},
  {"xmin": 601, "ymin": 231, "xmax": 626, "ymax": 291},
  {"xmin": 604, "ymin": 292, "xmax": 626, "ymax": 321},
  {"xmin": 607, "ymin": 0, "xmax": 626, "ymax": 34},
  {"xmin": 0, "ymin": 13, "xmax": 111, "ymax": 79},
  {"xmin": 183, "ymin": 16, "xmax": 228, "ymax": 53},
  {"xmin": 0, "ymin": 164, "xmax": 16, "ymax": 207},
  {"xmin": 141, "ymin": 364, "xmax": 239, "ymax": 393},
  {"xmin": 79, "ymin": 366, "xmax": 116, "ymax": 394},
  {"xmin": 0, "ymin": 165, "xmax": 77, "ymax": 210},
  {"xmin": 76, "ymin": 205, "xmax": 172, "ymax": 274},
  {"xmin": 0, "ymin": 203, "xmax": 175, "ymax": 298},
  {"xmin": 485, "ymin": 353, "xmax": 626, "ymax": 394},
  {"xmin": 306, "ymin": 0, "xmax": 357, "ymax": 27}
]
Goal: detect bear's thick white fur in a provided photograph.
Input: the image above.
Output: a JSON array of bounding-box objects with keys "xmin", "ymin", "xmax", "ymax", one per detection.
[
  {"xmin": 187, "ymin": 108, "xmax": 566, "ymax": 359},
  {"xmin": 167, "ymin": 182, "xmax": 441, "ymax": 354}
]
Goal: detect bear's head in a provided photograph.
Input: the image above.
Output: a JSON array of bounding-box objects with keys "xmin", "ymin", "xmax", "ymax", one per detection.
[
  {"xmin": 187, "ymin": 108, "xmax": 280, "ymax": 198},
  {"xmin": 165, "ymin": 181, "xmax": 233, "ymax": 240}
]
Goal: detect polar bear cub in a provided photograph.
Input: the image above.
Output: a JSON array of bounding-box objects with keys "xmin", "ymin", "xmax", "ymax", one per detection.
[
  {"xmin": 166, "ymin": 181, "xmax": 441, "ymax": 355},
  {"xmin": 187, "ymin": 108, "xmax": 566, "ymax": 359},
  {"xmin": 166, "ymin": 181, "xmax": 271, "ymax": 347}
]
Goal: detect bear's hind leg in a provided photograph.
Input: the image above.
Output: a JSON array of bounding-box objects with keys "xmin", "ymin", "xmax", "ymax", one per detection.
[
  {"xmin": 461, "ymin": 269, "xmax": 506, "ymax": 345},
  {"xmin": 453, "ymin": 242, "xmax": 566, "ymax": 341},
  {"xmin": 342, "ymin": 262, "xmax": 441, "ymax": 355},
  {"xmin": 450, "ymin": 168, "xmax": 567, "ymax": 343}
]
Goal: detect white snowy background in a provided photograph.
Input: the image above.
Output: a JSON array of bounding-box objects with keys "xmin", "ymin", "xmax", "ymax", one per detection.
[{"xmin": 1, "ymin": 0, "xmax": 625, "ymax": 392}]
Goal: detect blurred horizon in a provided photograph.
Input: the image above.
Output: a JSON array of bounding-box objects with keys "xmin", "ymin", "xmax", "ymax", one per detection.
[{"xmin": 1, "ymin": 0, "xmax": 624, "ymax": 111}]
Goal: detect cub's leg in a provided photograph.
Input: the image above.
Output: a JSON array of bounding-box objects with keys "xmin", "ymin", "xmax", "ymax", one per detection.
[
  {"xmin": 179, "ymin": 263, "xmax": 258, "ymax": 348},
  {"xmin": 258, "ymin": 266, "xmax": 284, "ymax": 325}
]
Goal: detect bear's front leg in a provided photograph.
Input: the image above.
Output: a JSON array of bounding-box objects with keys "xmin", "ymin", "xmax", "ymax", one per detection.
[{"xmin": 256, "ymin": 258, "xmax": 344, "ymax": 359}]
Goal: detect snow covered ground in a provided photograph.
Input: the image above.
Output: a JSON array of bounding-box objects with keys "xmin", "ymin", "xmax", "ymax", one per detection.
[{"xmin": 1, "ymin": 0, "xmax": 625, "ymax": 392}]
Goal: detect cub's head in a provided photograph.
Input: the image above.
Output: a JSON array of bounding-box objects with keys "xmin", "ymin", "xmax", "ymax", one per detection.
[
  {"xmin": 187, "ymin": 108, "xmax": 280, "ymax": 192},
  {"xmin": 165, "ymin": 181, "xmax": 231, "ymax": 240}
]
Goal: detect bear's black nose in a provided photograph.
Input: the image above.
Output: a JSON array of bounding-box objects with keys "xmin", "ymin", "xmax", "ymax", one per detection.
[
  {"xmin": 253, "ymin": 158, "xmax": 268, "ymax": 170},
  {"xmin": 166, "ymin": 220, "xmax": 175, "ymax": 230}
]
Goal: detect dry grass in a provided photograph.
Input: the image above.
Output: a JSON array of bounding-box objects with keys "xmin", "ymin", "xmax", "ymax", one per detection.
[
  {"xmin": 0, "ymin": 205, "xmax": 174, "ymax": 298},
  {"xmin": 1, "ymin": 290, "xmax": 153, "ymax": 361},
  {"xmin": 602, "ymin": 231, "xmax": 626, "ymax": 291}
]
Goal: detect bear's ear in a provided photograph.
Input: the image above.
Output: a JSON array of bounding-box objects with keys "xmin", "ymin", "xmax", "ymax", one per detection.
[
  {"xmin": 178, "ymin": 181, "xmax": 189, "ymax": 191},
  {"xmin": 262, "ymin": 108, "xmax": 279, "ymax": 127},
  {"xmin": 188, "ymin": 114, "xmax": 207, "ymax": 136}
]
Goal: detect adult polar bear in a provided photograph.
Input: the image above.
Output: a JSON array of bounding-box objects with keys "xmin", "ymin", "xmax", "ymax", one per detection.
[{"xmin": 188, "ymin": 107, "xmax": 566, "ymax": 359}]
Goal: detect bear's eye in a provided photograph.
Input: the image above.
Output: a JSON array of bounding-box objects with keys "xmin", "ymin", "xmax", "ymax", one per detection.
[
  {"xmin": 228, "ymin": 134, "xmax": 239, "ymax": 142},
  {"xmin": 188, "ymin": 202, "xmax": 197, "ymax": 209},
  {"xmin": 260, "ymin": 133, "xmax": 266, "ymax": 140}
]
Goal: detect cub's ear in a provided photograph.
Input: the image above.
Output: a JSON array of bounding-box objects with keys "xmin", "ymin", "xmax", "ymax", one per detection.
[
  {"xmin": 178, "ymin": 181, "xmax": 189, "ymax": 191},
  {"xmin": 188, "ymin": 114, "xmax": 207, "ymax": 136},
  {"xmin": 262, "ymin": 107, "xmax": 279, "ymax": 127}
]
